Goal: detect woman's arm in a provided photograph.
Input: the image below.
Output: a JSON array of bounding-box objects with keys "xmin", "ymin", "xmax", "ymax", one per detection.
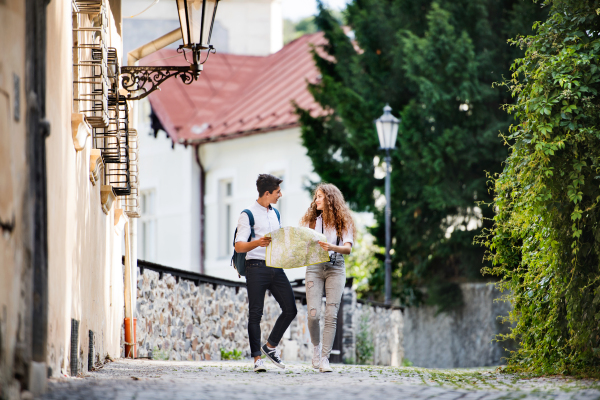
[{"xmin": 317, "ymin": 241, "xmax": 352, "ymax": 255}]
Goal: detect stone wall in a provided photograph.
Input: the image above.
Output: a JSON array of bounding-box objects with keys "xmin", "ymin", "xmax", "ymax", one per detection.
[
  {"xmin": 132, "ymin": 268, "xmax": 404, "ymax": 365},
  {"xmin": 355, "ymin": 302, "xmax": 404, "ymax": 366},
  {"xmin": 403, "ymin": 283, "xmax": 515, "ymax": 368},
  {"xmin": 340, "ymin": 288, "xmax": 404, "ymax": 366}
]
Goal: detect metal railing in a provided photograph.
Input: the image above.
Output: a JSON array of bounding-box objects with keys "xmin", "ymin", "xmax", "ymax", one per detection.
[
  {"xmin": 128, "ymin": 257, "xmax": 308, "ymax": 302},
  {"xmin": 128, "ymin": 258, "xmax": 403, "ymax": 310}
]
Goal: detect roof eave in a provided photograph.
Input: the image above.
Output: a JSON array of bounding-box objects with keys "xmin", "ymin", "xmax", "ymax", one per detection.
[{"xmin": 184, "ymin": 122, "xmax": 301, "ymax": 145}]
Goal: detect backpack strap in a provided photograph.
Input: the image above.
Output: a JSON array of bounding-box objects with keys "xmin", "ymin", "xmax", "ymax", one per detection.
[
  {"xmin": 242, "ymin": 209, "xmax": 255, "ymax": 241},
  {"xmin": 272, "ymin": 207, "xmax": 281, "ymax": 228}
]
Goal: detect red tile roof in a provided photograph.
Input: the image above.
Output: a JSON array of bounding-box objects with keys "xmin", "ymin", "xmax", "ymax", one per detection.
[{"xmin": 146, "ymin": 32, "xmax": 326, "ymax": 144}]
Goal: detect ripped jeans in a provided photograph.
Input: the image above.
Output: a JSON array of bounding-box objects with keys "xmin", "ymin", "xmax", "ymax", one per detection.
[{"xmin": 305, "ymin": 254, "xmax": 345, "ymax": 359}]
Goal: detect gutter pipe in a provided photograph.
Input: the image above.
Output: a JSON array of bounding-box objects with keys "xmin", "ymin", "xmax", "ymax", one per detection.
[
  {"xmin": 127, "ymin": 27, "xmax": 182, "ymax": 66},
  {"xmin": 194, "ymin": 144, "xmax": 206, "ymax": 274},
  {"xmin": 123, "ymin": 27, "xmax": 183, "ymax": 357}
]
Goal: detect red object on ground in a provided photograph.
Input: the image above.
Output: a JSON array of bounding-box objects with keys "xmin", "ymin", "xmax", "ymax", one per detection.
[{"xmin": 124, "ymin": 318, "xmax": 137, "ymax": 358}]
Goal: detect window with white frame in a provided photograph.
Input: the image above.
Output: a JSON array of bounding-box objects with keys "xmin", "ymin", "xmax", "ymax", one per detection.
[
  {"xmin": 139, "ymin": 190, "xmax": 156, "ymax": 262},
  {"xmin": 218, "ymin": 179, "xmax": 234, "ymax": 258}
]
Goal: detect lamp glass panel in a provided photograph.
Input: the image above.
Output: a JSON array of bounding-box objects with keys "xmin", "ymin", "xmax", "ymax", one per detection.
[
  {"xmin": 200, "ymin": 0, "xmax": 218, "ymax": 46},
  {"xmin": 389, "ymin": 121, "xmax": 399, "ymax": 149},
  {"xmin": 189, "ymin": 0, "xmax": 203, "ymax": 45},
  {"xmin": 177, "ymin": 0, "xmax": 203, "ymax": 46},
  {"xmin": 383, "ymin": 122, "xmax": 392, "ymax": 148},
  {"xmin": 177, "ymin": 0, "xmax": 189, "ymax": 45},
  {"xmin": 376, "ymin": 120, "xmax": 385, "ymax": 149}
]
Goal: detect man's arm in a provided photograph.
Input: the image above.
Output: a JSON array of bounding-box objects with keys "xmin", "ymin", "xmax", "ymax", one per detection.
[
  {"xmin": 234, "ymin": 212, "xmax": 271, "ymax": 253},
  {"xmin": 234, "ymin": 237, "xmax": 271, "ymax": 253}
]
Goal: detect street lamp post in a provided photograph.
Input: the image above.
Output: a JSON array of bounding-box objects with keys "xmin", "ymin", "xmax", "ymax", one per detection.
[{"xmin": 375, "ymin": 104, "xmax": 400, "ymax": 305}]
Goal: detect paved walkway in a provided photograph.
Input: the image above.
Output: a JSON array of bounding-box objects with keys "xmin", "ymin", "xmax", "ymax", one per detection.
[{"xmin": 39, "ymin": 359, "xmax": 600, "ymax": 400}]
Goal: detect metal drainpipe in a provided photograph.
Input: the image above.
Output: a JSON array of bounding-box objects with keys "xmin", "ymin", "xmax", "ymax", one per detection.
[
  {"xmin": 123, "ymin": 27, "xmax": 183, "ymax": 336},
  {"xmin": 130, "ymin": 219, "xmax": 137, "ymax": 313},
  {"xmin": 126, "ymin": 28, "xmax": 182, "ymax": 66},
  {"xmin": 194, "ymin": 144, "xmax": 206, "ymax": 274}
]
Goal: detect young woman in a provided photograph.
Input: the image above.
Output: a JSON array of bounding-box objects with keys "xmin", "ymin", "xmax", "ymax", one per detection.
[{"xmin": 300, "ymin": 183, "xmax": 355, "ymax": 372}]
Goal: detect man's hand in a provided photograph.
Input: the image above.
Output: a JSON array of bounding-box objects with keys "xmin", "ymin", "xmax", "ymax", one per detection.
[
  {"xmin": 234, "ymin": 236, "xmax": 271, "ymax": 253},
  {"xmin": 255, "ymin": 236, "xmax": 271, "ymax": 247}
]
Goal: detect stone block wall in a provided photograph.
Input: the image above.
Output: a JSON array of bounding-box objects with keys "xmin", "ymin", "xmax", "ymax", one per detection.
[
  {"xmin": 355, "ymin": 303, "xmax": 404, "ymax": 366},
  {"xmin": 131, "ymin": 268, "xmax": 404, "ymax": 365},
  {"xmin": 402, "ymin": 283, "xmax": 515, "ymax": 368},
  {"xmin": 340, "ymin": 287, "xmax": 404, "ymax": 366}
]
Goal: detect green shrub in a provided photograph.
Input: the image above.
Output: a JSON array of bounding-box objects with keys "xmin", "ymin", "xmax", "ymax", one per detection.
[
  {"xmin": 151, "ymin": 347, "xmax": 169, "ymax": 361},
  {"xmin": 356, "ymin": 314, "xmax": 374, "ymax": 365},
  {"xmin": 220, "ymin": 348, "xmax": 243, "ymax": 360},
  {"xmin": 479, "ymin": 0, "xmax": 600, "ymax": 376}
]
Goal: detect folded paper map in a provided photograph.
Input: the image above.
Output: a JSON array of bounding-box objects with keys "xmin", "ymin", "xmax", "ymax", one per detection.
[{"xmin": 265, "ymin": 227, "xmax": 330, "ymax": 269}]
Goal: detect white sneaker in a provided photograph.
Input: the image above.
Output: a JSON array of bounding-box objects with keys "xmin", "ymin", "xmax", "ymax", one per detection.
[
  {"xmin": 254, "ymin": 358, "xmax": 267, "ymax": 372},
  {"xmin": 319, "ymin": 356, "xmax": 332, "ymax": 373},
  {"xmin": 312, "ymin": 343, "xmax": 322, "ymax": 369}
]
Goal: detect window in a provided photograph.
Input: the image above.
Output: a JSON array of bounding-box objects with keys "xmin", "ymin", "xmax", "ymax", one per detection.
[
  {"xmin": 139, "ymin": 190, "xmax": 156, "ymax": 262},
  {"xmin": 218, "ymin": 180, "xmax": 234, "ymax": 258}
]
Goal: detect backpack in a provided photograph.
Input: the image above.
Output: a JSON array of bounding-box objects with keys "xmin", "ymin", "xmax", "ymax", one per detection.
[{"xmin": 231, "ymin": 207, "xmax": 280, "ymax": 277}]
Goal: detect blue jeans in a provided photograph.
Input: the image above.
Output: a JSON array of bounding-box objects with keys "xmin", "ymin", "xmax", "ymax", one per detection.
[{"xmin": 245, "ymin": 260, "xmax": 297, "ymax": 357}]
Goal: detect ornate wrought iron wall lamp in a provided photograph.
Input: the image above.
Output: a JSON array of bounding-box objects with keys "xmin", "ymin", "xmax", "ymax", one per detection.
[{"xmin": 120, "ymin": 0, "xmax": 220, "ymax": 101}]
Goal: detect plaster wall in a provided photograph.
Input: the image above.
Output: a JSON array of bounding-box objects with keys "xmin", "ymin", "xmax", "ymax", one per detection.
[
  {"xmin": 135, "ymin": 98, "xmax": 201, "ymax": 272},
  {"xmin": 217, "ymin": 0, "xmax": 283, "ymax": 55},
  {"xmin": 0, "ymin": 0, "xmax": 32, "ymax": 396},
  {"xmin": 199, "ymin": 127, "xmax": 317, "ymax": 282},
  {"xmin": 44, "ymin": 0, "xmax": 125, "ymax": 377}
]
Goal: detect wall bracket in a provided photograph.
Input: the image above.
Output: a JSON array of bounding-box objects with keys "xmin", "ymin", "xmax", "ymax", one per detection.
[{"xmin": 120, "ymin": 64, "xmax": 201, "ymax": 101}]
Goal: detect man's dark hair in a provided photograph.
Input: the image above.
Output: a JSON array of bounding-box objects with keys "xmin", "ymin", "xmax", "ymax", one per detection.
[{"xmin": 256, "ymin": 174, "xmax": 283, "ymax": 197}]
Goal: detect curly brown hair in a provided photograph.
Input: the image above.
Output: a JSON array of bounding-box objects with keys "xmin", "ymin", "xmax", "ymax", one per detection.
[{"xmin": 300, "ymin": 183, "xmax": 356, "ymax": 239}]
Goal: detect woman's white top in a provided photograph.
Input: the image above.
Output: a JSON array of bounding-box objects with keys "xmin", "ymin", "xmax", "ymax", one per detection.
[{"xmin": 314, "ymin": 215, "xmax": 354, "ymax": 256}]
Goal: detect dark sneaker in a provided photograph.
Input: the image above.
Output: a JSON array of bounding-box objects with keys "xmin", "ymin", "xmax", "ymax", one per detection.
[
  {"xmin": 261, "ymin": 344, "xmax": 285, "ymax": 369},
  {"xmin": 254, "ymin": 358, "xmax": 267, "ymax": 372}
]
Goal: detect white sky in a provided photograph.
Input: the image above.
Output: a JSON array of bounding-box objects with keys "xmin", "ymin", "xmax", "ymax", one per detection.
[{"xmin": 281, "ymin": 0, "xmax": 351, "ymax": 21}]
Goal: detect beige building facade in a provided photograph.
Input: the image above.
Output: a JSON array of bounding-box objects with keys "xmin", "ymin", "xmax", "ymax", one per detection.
[
  {"xmin": 0, "ymin": 1, "xmax": 36, "ymax": 398},
  {"xmin": 1, "ymin": 0, "xmax": 143, "ymax": 397}
]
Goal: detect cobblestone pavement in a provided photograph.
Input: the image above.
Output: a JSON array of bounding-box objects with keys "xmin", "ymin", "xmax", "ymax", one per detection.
[{"xmin": 39, "ymin": 359, "xmax": 600, "ymax": 400}]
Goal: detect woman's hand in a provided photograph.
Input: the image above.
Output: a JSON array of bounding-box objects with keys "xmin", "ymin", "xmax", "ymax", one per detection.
[
  {"xmin": 318, "ymin": 241, "xmax": 333, "ymax": 252},
  {"xmin": 318, "ymin": 241, "xmax": 352, "ymax": 255}
]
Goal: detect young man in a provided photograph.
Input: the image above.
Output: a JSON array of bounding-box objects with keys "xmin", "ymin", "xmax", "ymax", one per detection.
[{"xmin": 234, "ymin": 174, "xmax": 297, "ymax": 372}]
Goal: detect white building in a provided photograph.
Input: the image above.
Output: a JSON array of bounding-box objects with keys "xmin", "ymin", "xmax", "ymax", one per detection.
[
  {"xmin": 122, "ymin": 0, "xmax": 283, "ymax": 57},
  {"xmin": 125, "ymin": 0, "xmax": 326, "ymax": 281}
]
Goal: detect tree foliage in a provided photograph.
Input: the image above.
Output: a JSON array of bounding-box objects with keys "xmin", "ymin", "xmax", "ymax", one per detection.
[
  {"xmin": 297, "ymin": 0, "xmax": 546, "ymax": 306},
  {"xmin": 284, "ymin": 17, "xmax": 319, "ymax": 44},
  {"xmin": 480, "ymin": 0, "xmax": 600, "ymax": 375}
]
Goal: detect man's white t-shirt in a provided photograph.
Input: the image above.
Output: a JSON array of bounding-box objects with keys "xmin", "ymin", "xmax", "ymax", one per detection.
[
  {"xmin": 234, "ymin": 201, "xmax": 281, "ymax": 261},
  {"xmin": 314, "ymin": 215, "xmax": 354, "ymax": 256}
]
